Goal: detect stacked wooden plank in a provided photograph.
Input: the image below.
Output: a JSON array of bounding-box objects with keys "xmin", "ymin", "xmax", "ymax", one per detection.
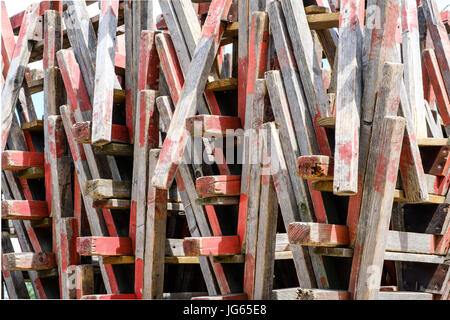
[{"xmin": 1, "ymin": 0, "xmax": 449, "ymax": 301}]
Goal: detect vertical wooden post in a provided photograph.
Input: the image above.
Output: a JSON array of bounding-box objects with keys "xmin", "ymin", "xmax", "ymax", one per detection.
[
  {"xmin": 238, "ymin": 11, "xmax": 269, "ymax": 250},
  {"xmin": 333, "ymin": 0, "xmax": 364, "ymax": 195},
  {"xmin": 349, "ymin": 116, "xmax": 405, "ymax": 300},
  {"xmin": 401, "ymin": 0, "xmax": 427, "ymax": 138},
  {"xmin": 242, "ymin": 79, "xmax": 266, "ymax": 300},
  {"xmin": 48, "ymin": 115, "xmax": 77, "ymax": 299},
  {"xmin": 143, "ymin": 149, "xmax": 168, "ymax": 299},
  {"xmin": 91, "ymin": 0, "xmax": 120, "ymax": 146},
  {"xmin": 253, "ymin": 148, "xmax": 278, "ymax": 300},
  {"xmin": 131, "ymin": 90, "xmax": 159, "ymax": 299},
  {"xmin": 262, "ymin": 121, "xmax": 317, "ymax": 288}
]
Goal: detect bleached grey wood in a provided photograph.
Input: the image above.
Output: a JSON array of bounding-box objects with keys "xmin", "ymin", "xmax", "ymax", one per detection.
[
  {"xmin": 351, "ymin": 116, "xmax": 406, "ymax": 300},
  {"xmin": 280, "ymin": 0, "xmax": 329, "ymax": 118}
]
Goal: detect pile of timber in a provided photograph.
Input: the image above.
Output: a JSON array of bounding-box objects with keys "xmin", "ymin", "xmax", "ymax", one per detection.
[{"xmin": 1, "ymin": 0, "xmax": 449, "ymax": 300}]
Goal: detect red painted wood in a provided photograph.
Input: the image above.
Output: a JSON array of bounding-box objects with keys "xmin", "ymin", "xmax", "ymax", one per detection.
[
  {"xmin": 76, "ymin": 237, "xmax": 132, "ymax": 256},
  {"xmin": 288, "ymin": 222, "xmax": 350, "ymax": 247},
  {"xmin": 186, "ymin": 115, "xmax": 242, "ymax": 137},
  {"xmin": 1, "ymin": 2, "xmax": 16, "ymax": 78},
  {"xmin": 1, "ymin": 200, "xmax": 49, "ymax": 220},
  {"xmin": 196, "ymin": 175, "xmax": 241, "ymax": 197},
  {"xmin": 423, "ymin": 0, "xmax": 450, "ymax": 96},
  {"xmin": 423, "ymin": 49, "xmax": 450, "ymax": 127},
  {"xmin": 183, "ymin": 235, "xmax": 241, "ymax": 256},
  {"xmin": 57, "ymin": 50, "xmax": 92, "ymax": 114},
  {"xmin": 72, "ymin": 121, "xmax": 130, "ymax": 144},
  {"xmin": 2, "ymin": 151, "xmax": 44, "ymax": 170}
]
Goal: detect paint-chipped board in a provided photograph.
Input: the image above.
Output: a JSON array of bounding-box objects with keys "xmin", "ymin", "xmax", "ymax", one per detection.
[
  {"xmin": 423, "ymin": 49, "xmax": 450, "ymax": 130},
  {"xmin": 152, "ymin": 0, "xmax": 233, "ymax": 190},
  {"xmin": 196, "ymin": 175, "xmax": 241, "ymax": 198},
  {"xmin": 72, "ymin": 121, "xmax": 130, "ymax": 144},
  {"xmin": 1, "ymin": 151, "xmax": 44, "ymax": 170},
  {"xmin": 157, "ymin": 95, "xmax": 228, "ymax": 295},
  {"xmin": 142, "ymin": 149, "xmax": 168, "ymax": 299},
  {"xmin": 242, "ymin": 79, "xmax": 266, "ymax": 299},
  {"xmin": 332, "ymin": 0, "xmax": 364, "ymax": 195},
  {"xmin": 185, "ymin": 115, "xmax": 242, "ymax": 138},
  {"xmin": 253, "ymin": 173, "xmax": 278, "ymax": 300},
  {"xmin": 1, "ymin": 232, "xmax": 29, "ymax": 299},
  {"xmin": 288, "ymin": 222, "xmax": 349, "ymax": 247},
  {"xmin": 280, "ymin": 0, "xmax": 330, "ymax": 119},
  {"xmin": 2, "ymin": 252, "xmax": 56, "ymax": 271},
  {"xmin": 401, "ymin": 0, "xmax": 427, "ymax": 138},
  {"xmin": 60, "ymin": 105, "xmax": 121, "ymax": 294},
  {"xmin": 1, "ymin": 3, "xmax": 40, "ymax": 152},
  {"xmin": 84, "ymin": 179, "xmax": 131, "ymax": 199},
  {"xmin": 130, "ymin": 91, "xmax": 159, "ymax": 286},
  {"xmin": 262, "ymin": 122, "xmax": 318, "ymax": 288},
  {"xmin": 93, "ymin": 143, "xmax": 133, "ymax": 157},
  {"xmin": 77, "ymin": 236, "xmax": 132, "ymax": 256},
  {"xmin": 91, "ymin": 0, "xmax": 120, "ymax": 146},
  {"xmin": 1, "ymin": 200, "xmax": 48, "ymax": 221},
  {"xmin": 182, "ymin": 236, "xmax": 241, "ymax": 256},
  {"xmin": 349, "ymin": 116, "xmax": 407, "ymax": 300}
]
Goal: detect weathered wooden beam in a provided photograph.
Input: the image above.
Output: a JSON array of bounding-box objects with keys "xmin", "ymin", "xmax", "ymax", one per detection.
[
  {"xmin": 73, "ymin": 121, "xmax": 129, "ymax": 145},
  {"xmin": 1, "ymin": 151, "xmax": 44, "ymax": 170},
  {"xmin": 91, "ymin": 0, "xmax": 120, "ymax": 146},
  {"xmin": 1, "ymin": 3, "xmax": 40, "ymax": 152},
  {"xmin": 77, "ymin": 237, "xmax": 132, "ymax": 256},
  {"xmin": 156, "ymin": 96, "xmax": 225, "ymax": 295},
  {"xmin": 183, "ymin": 236, "xmax": 241, "ymax": 256},
  {"xmin": 332, "ymin": 0, "xmax": 364, "ymax": 195},
  {"xmin": 152, "ymin": 0, "xmax": 232, "ymax": 189},
  {"xmin": 142, "ymin": 149, "xmax": 168, "ymax": 300},
  {"xmin": 423, "ymin": 49, "xmax": 450, "ymax": 130},
  {"xmin": 267, "ymin": 2, "xmax": 321, "ymax": 157},
  {"xmin": 1, "ymin": 200, "xmax": 48, "ymax": 220},
  {"xmin": 196, "ymin": 175, "xmax": 240, "ymax": 198},
  {"xmin": 93, "ymin": 143, "xmax": 133, "ymax": 157},
  {"xmin": 297, "ymin": 289, "xmax": 351, "ymax": 300},
  {"xmin": 84, "ymin": 179, "xmax": 131, "ymax": 199},
  {"xmin": 253, "ymin": 173, "xmax": 278, "ymax": 300},
  {"xmin": 92, "ymin": 199, "xmax": 130, "ymax": 210},
  {"xmin": 2, "ymin": 253, "xmax": 56, "ymax": 271},
  {"xmin": 60, "ymin": 105, "xmax": 120, "ymax": 294},
  {"xmin": 261, "ymin": 122, "xmax": 317, "ymax": 288},
  {"xmin": 130, "ymin": 89, "xmax": 159, "ymax": 299},
  {"xmin": 242, "ymin": 79, "xmax": 266, "ymax": 299},
  {"xmin": 131, "ymin": 0, "xmax": 154, "ymax": 141},
  {"xmin": 422, "ymin": 0, "xmax": 450, "ymax": 96},
  {"xmin": 63, "ymin": 0, "xmax": 97, "ymax": 104},
  {"xmin": 21, "ymin": 120, "xmax": 44, "ymax": 132},
  {"xmin": 186, "ymin": 115, "xmax": 242, "ymax": 138},
  {"xmin": 67, "ymin": 264, "xmax": 94, "ymax": 299},
  {"xmin": 280, "ymin": 0, "xmax": 330, "ymax": 118},
  {"xmin": 401, "ymin": 0, "xmax": 427, "ymax": 138},
  {"xmin": 288, "ymin": 222, "xmax": 349, "ymax": 247},
  {"xmin": 350, "ymin": 116, "xmax": 406, "ymax": 300},
  {"xmin": 1, "ymin": 232, "xmax": 29, "ymax": 299}
]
